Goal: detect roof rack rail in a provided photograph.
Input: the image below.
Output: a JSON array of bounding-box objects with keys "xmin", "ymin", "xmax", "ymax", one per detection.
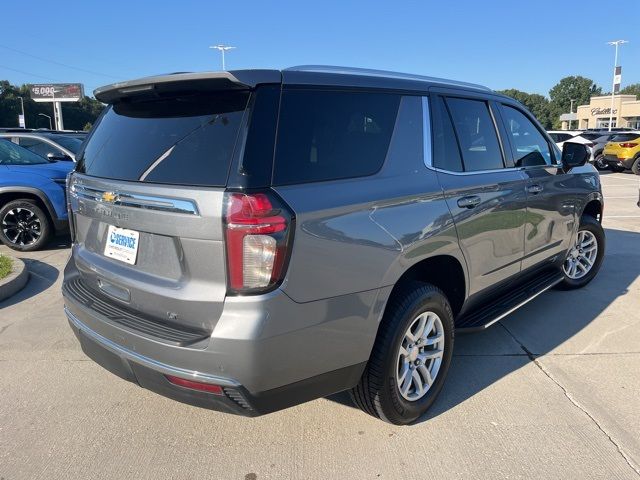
[{"xmin": 285, "ymin": 65, "xmax": 492, "ymax": 92}]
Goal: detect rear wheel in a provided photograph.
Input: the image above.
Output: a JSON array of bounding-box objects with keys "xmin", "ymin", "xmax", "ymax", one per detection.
[
  {"xmin": 0, "ymin": 199, "xmax": 52, "ymax": 251},
  {"xmin": 350, "ymin": 282, "xmax": 454, "ymax": 425},
  {"xmin": 594, "ymin": 154, "xmax": 608, "ymax": 170},
  {"xmin": 558, "ymin": 215, "xmax": 605, "ymax": 290},
  {"xmin": 631, "ymin": 156, "xmax": 640, "ymax": 175}
]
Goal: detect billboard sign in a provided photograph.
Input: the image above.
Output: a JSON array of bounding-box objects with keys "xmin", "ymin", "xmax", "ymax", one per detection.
[{"xmin": 29, "ymin": 83, "xmax": 84, "ymax": 102}]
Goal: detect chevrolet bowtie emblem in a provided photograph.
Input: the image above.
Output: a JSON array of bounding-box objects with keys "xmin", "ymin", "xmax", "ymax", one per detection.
[{"xmin": 101, "ymin": 191, "xmax": 118, "ymax": 203}]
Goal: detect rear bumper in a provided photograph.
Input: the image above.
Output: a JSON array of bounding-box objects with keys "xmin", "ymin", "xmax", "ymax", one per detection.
[
  {"xmin": 62, "ymin": 261, "xmax": 385, "ymax": 415},
  {"xmin": 604, "ymin": 155, "xmax": 636, "ymax": 169},
  {"xmin": 67, "ymin": 308, "xmax": 365, "ymax": 415}
]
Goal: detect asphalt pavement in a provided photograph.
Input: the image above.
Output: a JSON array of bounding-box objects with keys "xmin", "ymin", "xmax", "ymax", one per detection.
[{"xmin": 1, "ymin": 171, "xmax": 639, "ymax": 479}]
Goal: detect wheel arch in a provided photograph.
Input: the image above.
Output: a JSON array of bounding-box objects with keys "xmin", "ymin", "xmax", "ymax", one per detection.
[
  {"xmin": 385, "ymin": 254, "xmax": 467, "ymax": 319},
  {"xmin": 0, "ymin": 187, "xmax": 57, "ymax": 225},
  {"xmin": 581, "ymin": 197, "xmax": 603, "ymax": 223}
]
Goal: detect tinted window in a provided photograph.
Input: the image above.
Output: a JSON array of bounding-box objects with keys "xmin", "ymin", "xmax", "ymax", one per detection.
[
  {"xmin": 580, "ymin": 133, "xmax": 604, "ymax": 141},
  {"xmin": 18, "ymin": 137, "xmax": 65, "ymax": 159},
  {"xmin": 0, "ymin": 139, "xmax": 48, "ymax": 165},
  {"xmin": 431, "ymin": 96, "xmax": 463, "ymax": 172},
  {"xmin": 611, "ymin": 133, "xmax": 640, "ymax": 142},
  {"xmin": 45, "ymin": 135, "xmax": 82, "ymax": 153},
  {"xmin": 273, "ymin": 90, "xmax": 400, "ymax": 185},
  {"xmin": 446, "ymin": 98, "xmax": 504, "ymax": 171},
  {"xmin": 501, "ymin": 105, "xmax": 552, "ymax": 167},
  {"xmin": 77, "ymin": 91, "xmax": 250, "ymax": 186}
]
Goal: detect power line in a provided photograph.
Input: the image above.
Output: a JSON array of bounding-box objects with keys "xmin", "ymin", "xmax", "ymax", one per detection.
[
  {"xmin": 0, "ymin": 64, "xmax": 58, "ymax": 81},
  {"xmin": 0, "ymin": 44, "xmax": 120, "ymax": 80}
]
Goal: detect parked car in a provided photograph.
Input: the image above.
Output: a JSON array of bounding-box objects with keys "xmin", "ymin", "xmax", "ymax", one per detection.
[
  {"xmin": 0, "ymin": 139, "xmax": 73, "ymax": 250},
  {"xmin": 603, "ymin": 132, "xmax": 640, "ymax": 173},
  {"xmin": 62, "ymin": 67, "xmax": 604, "ymax": 425},
  {"xmin": 0, "ymin": 131, "xmax": 83, "ymax": 162},
  {"xmin": 567, "ymin": 131, "xmax": 620, "ymax": 170},
  {"xmin": 547, "ymin": 130, "xmax": 582, "ymax": 149}
]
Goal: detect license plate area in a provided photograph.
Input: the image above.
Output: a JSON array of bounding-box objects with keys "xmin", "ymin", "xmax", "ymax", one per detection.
[{"xmin": 104, "ymin": 225, "xmax": 140, "ymax": 265}]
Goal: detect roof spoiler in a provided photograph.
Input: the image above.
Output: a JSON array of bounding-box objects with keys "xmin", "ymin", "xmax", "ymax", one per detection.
[{"xmin": 94, "ymin": 70, "xmax": 282, "ymax": 104}]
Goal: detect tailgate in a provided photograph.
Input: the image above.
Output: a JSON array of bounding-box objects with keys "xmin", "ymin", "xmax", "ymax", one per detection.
[
  {"xmin": 65, "ymin": 87, "xmax": 254, "ymax": 334},
  {"xmin": 68, "ymin": 174, "xmax": 226, "ymax": 333}
]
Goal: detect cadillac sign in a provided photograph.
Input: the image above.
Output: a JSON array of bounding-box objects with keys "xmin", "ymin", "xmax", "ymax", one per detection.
[
  {"xmin": 29, "ymin": 83, "xmax": 84, "ymax": 102},
  {"xmin": 591, "ymin": 107, "xmax": 617, "ymax": 116}
]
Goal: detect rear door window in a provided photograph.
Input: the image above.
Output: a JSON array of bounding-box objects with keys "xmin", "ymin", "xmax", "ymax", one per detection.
[
  {"xmin": 273, "ymin": 90, "xmax": 401, "ymax": 185},
  {"xmin": 500, "ymin": 105, "xmax": 553, "ymax": 167},
  {"xmin": 431, "ymin": 96, "xmax": 463, "ymax": 172},
  {"xmin": 76, "ymin": 91, "xmax": 250, "ymax": 186},
  {"xmin": 445, "ymin": 97, "xmax": 504, "ymax": 171}
]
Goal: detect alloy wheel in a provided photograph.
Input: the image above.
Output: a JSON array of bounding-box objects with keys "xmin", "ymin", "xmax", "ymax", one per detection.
[
  {"xmin": 1, "ymin": 207, "xmax": 42, "ymax": 246},
  {"xmin": 396, "ymin": 311, "xmax": 445, "ymax": 402},
  {"xmin": 563, "ymin": 230, "xmax": 598, "ymax": 280}
]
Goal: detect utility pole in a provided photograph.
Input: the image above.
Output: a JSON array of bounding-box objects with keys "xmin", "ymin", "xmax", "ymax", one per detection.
[
  {"xmin": 209, "ymin": 44, "xmax": 236, "ymax": 70},
  {"xmin": 607, "ymin": 40, "xmax": 628, "ymax": 131}
]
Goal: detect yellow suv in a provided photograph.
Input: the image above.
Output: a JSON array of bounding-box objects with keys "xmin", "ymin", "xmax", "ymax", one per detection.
[{"xmin": 603, "ymin": 132, "xmax": 640, "ymax": 173}]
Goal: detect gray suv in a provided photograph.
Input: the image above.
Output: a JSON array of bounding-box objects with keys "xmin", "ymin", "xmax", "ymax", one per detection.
[{"xmin": 62, "ymin": 66, "xmax": 605, "ymax": 425}]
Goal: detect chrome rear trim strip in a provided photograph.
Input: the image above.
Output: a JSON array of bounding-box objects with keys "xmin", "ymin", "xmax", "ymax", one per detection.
[{"xmin": 71, "ymin": 184, "xmax": 199, "ymax": 215}]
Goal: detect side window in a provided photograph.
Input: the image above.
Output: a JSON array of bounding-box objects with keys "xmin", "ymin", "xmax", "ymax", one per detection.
[
  {"xmin": 431, "ymin": 96, "xmax": 463, "ymax": 172},
  {"xmin": 18, "ymin": 138, "xmax": 61, "ymax": 159},
  {"xmin": 273, "ymin": 90, "xmax": 401, "ymax": 185},
  {"xmin": 500, "ymin": 105, "xmax": 552, "ymax": 167},
  {"xmin": 445, "ymin": 97, "xmax": 504, "ymax": 171}
]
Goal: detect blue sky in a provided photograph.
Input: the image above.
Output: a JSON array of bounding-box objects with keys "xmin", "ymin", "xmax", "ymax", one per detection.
[{"xmin": 1, "ymin": 0, "xmax": 638, "ymax": 98}]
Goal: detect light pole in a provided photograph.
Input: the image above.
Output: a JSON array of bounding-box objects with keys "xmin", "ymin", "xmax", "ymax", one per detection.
[
  {"xmin": 38, "ymin": 113, "xmax": 52, "ymax": 130},
  {"xmin": 569, "ymin": 99, "xmax": 575, "ymax": 130},
  {"xmin": 209, "ymin": 44, "xmax": 236, "ymax": 70},
  {"xmin": 607, "ymin": 40, "xmax": 628, "ymax": 131},
  {"xmin": 16, "ymin": 96, "xmax": 25, "ymax": 128}
]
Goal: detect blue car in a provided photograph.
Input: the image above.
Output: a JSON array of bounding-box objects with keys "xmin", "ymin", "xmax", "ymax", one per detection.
[{"xmin": 0, "ymin": 139, "xmax": 73, "ymax": 251}]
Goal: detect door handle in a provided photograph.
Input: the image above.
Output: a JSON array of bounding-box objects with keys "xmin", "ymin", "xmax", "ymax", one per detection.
[
  {"xmin": 457, "ymin": 195, "xmax": 481, "ymax": 209},
  {"xmin": 527, "ymin": 184, "xmax": 544, "ymax": 194}
]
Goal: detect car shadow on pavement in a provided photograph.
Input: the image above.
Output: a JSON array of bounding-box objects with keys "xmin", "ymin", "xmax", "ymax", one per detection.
[
  {"xmin": 0, "ymin": 258, "xmax": 59, "ymax": 309},
  {"xmin": 327, "ymin": 227, "xmax": 640, "ymax": 423}
]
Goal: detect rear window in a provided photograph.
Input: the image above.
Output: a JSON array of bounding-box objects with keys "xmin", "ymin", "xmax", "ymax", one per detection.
[
  {"xmin": 76, "ymin": 91, "xmax": 249, "ymax": 186},
  {"xmin": 273, "ymin": 90, "xmax": 401, "ymax": 185},
  {"xmin": 611, "ymin": 133, "xmax": 640, "ymax": 142}
]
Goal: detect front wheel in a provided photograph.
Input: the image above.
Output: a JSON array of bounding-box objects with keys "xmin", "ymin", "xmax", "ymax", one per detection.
[
  {"xmin": 0, "ymin": 199, "xmax": 52, "ymax": 251},
  {"xmin": 349, "ymin": 282, "xmax": 454, "ymax": 425},
  {"xmin": 558, "ymin": 215, "xmax": 605, "ymax": 290}
]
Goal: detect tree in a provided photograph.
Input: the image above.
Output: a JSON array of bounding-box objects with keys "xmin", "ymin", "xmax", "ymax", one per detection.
[
  {"xmin": 549, "ymin": 76, "xmax": 603, "ymax": 128},
  {"xmin": 620, "ymin": 83, "xmax": 640, "ymax": 98},
  {"xmin": 0, "ymin": 80, "xmax": 105, "ymax": 130},
  {"xmin": 497, "ymin": 89, "xmax": 552, "ymax": 128}
]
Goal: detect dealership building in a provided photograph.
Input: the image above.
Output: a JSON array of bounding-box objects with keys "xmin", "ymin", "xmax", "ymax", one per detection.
[{"xmin": 560, "ymin": 94, "xmax": 640, "ymax": 130}]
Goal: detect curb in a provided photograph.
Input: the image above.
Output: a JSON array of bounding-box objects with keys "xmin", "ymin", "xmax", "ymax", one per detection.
[{"xmin": 0, "ymin": 256, "xmax": 29, "ymax": 303}]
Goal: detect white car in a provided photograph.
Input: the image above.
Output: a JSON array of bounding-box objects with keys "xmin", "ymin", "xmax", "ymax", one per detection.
[{"xmin": 547, "ymin": 130, "xmax": 583, "ymax": 149}]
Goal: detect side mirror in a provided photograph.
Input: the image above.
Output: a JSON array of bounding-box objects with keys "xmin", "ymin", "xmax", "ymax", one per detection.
[
  {"xmin": 561, "ymin": 142, "xmax": 589, "ymax": 169},
  {"xmin": 47, "ymin": 152, "xmax": 72, "ymax": 161}
]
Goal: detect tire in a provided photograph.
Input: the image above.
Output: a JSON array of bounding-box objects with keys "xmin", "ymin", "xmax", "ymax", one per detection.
[
  {"xmin": 558, "ymin": 215, "xmax": 605, "ymax": 290},
  {"xmin": 349, "ymin": 282, "xmax": 454, "ymax": 425},
  {"xmin": 631, "ymin": 156, "xmax": 640, "ymax": 175},
  {"xmin": 594, "ymin": 154, "xmax": 608, "ymax": 171},
  {"xmin": 0, "ymin": 199, "xmax": 52, "ymax": 251}
]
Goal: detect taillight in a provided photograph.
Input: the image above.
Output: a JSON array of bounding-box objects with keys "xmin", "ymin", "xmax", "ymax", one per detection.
[
  {"xmin": 223, "ymin": 191, "xmax": 294, "ymax": 294},
  {"xmin": 619, "ymin": 143, "xmax": 638, "ymax": 148}
]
